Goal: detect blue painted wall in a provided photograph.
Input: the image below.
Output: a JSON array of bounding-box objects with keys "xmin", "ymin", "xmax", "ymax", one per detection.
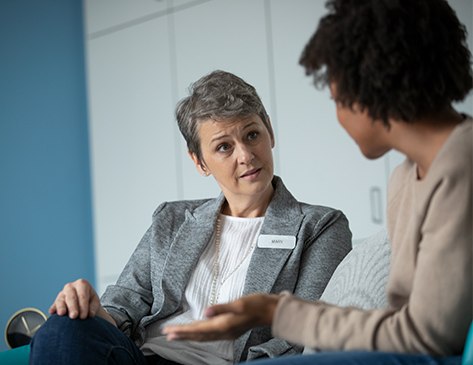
[{"xmin": 0, "ymin": 0, "xmax": 95, "ymax": 351}]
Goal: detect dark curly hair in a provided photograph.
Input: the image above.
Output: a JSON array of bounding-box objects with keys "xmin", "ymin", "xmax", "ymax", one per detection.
[{"xmin": 299, "ymin": 0, "xmax": 473, "ymax": 126}]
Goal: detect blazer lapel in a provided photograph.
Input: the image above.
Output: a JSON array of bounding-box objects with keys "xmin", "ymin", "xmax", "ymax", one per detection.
[
  {"xmin": 243, "ymin": 176, "xmax": 304, "ymax": 295},
  {"xmin": 161, "ymin": 194, "xmax": 225, "ymax": 312},
  {"xmin": 235, "ymin": 177, "xmax": 304, "ymax": 361}
]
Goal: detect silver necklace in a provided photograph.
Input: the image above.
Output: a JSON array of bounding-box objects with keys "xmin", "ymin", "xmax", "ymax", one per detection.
[
  {"xmin": 209, "ymin": 217, "xmax": 222, "ymax": 306},
  {"xmin": 220, "ymin": 240, "xmax": 256, "ymax": 285}
]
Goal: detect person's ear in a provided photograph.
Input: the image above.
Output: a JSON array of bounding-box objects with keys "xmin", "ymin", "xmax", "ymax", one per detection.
[{"xmin": 188, "ymin": 151, "xmax": 210, "ymax": 176}]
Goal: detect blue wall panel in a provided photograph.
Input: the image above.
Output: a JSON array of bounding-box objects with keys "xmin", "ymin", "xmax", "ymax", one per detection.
[{"xmin": 0, "ymin": 0, "xmax": 95, "ymax": 351}]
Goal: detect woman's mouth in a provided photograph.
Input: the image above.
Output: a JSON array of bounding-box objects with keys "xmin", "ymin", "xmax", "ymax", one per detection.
[{"xmin": 240, "ymin": 168, "xmax": 262, "ymax": 180}]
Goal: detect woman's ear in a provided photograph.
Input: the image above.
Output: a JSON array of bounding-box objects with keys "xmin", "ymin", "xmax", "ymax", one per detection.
[{"xmin": 188, "ymin": 151, "xmax": 210, "ymax": 176}]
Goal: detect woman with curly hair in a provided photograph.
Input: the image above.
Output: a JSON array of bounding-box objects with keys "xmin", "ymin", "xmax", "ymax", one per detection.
[{"xmin": 163, "ymin": 0, "xmax": 472, "ymax": 364}]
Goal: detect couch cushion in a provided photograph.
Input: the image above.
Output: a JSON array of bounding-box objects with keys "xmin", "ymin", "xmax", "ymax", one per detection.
[{"xmin": 319, "ymin": 229, "xmax": 391, "ymax": 309}]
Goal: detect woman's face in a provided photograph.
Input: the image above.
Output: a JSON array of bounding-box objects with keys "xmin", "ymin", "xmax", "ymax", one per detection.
[
  {"xmin": 330, "ymin": 84, "xmax": 390, "ymax": 159},
  {"xmin": 191, "ymin": 114, "xmax": 275, "ymax": 208}
]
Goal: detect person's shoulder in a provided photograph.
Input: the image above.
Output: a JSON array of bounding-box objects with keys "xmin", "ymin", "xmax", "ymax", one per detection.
[
  {"xmin": 450, "ymin": 117, "xmax": 472, "ymax": 158},
  {"xmin": 295, "ymin": 203, "xmax": 351, "ymax": 241},
  {"xmin": 274, "ymin": 176, "xmax": 346, "ymax": 217},
  {"xmin": 445, "ymin": 116, "xmax": 471, "ymax": 154},
  {"xmin": 431, "ymin": 118, "xmax": 472, "ymax": 180},
  {"xmin": 298, "ymin": 201, "xmax": 347, "ymax": 222},
  {"xmin": 151, "ymin": 198, "xmax": 213, "ymax": 217}
]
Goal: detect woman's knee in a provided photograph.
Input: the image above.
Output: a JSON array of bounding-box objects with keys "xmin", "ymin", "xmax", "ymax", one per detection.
[
  {"xmin": 31, "ymin": 314, "xmax": 109, "ymax": 354},
  {"xmin": 31, "ymin": 314, "xmax": 148, "ymax": 365},
  {"xmin": 33, "ymin": 315, "xmax": 73, "ymax": 343},
  {"xmin": 30, "ymin": 315, "xmax": 81, "ymax": 364}
]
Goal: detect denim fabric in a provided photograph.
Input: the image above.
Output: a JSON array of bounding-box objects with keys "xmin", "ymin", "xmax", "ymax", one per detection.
[
  {"xmin": 29, "ymin": 314, "xmax": 180, "ymax": 365},
  {"xmin": 245, "ymin": 351, "xmax": 462, "ymax": 365}
]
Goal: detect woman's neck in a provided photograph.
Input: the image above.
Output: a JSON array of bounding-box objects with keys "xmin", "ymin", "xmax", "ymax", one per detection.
[
  {"xmin": 222, "ymin": 184, "xmax": 274, "ymax": 218},
  {"xmin": 389, "ymin": 109, "xmax": 464, "ymax": 179}
]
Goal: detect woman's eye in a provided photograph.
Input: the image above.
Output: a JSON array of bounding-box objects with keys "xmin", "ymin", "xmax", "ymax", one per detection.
[
  {"xmin": 247, "ymin": 131, "xmax": 259, "ymax": 141},
  {"xmin": 217, "ymin": 143, "xmax": 231, "ymax": 152}
]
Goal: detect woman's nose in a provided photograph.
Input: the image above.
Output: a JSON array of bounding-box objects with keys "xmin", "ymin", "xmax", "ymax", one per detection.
[{"xmin": 236, "ymin": 144, "xmax": 255, "ymax": 164}]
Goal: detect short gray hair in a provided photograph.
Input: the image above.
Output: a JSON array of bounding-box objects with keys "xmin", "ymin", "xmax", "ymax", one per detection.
[{"xmin": 176, "ymin": 70, "xmax": 272, "ymax": 163}]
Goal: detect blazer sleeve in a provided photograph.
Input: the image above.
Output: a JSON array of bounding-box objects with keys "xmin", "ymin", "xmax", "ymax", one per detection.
[
  {"xmin": 100, "ymin": 203, "xmax": 168, "ymax": 338},
  {"xmin": 293, "ymin": 209, "xmax": 352, "ymax": 302},
  {"xmin": 246, "ymin": 209, "xmax": 352, "ymax": 360}
]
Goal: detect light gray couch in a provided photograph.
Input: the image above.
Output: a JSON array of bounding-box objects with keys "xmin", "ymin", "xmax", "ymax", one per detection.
[
  {"xmin": 304, "ymin": 229, "xmax": 390, "ymax": 354},
  {"xmin": 319, "ymin": 229, "xmax": 390, "ymax": 309}
]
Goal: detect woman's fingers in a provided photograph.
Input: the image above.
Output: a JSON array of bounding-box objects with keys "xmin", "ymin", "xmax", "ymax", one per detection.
[
  {"xmin": 63, "ymin": 282, "xmax": 81, "ymax": 318},
  {"xmin": 163, "ymin": 303, "xmax": 243, "ymax": 341},
  {"xmin": 49, "ymin": 279, "xmax": 98, "ymax": 319},
  {"xmin": 75, "ymin": 279, "xmax": 95, "ymax": 319},
  {"xmin": 163, "ymin": 314, "xmax": 237, "ymax": 341},
  {"xmin": 50, "ymin": 291, "xmax": 67, "ymax": 316},
  {"xmin": 88, "ymin": 290, "xmax": 102, "ymax": 317},
  {"xmin": 163, "ymin": 306, "xmax": 257, "ymax": 341},
  {"xmin": 206, "ymin": 294, "xmax": 279, "ymax": 325},
  {"xmin": 204, "ymin": 302, "xmax": 238, "ymax": 318},
  {"xmin": 48, "ymin": 304, "xmax": 56, "ymax": 315},
  {"xmin": 164, "ymin": 294, "xmax": 282, "ymax": 342}
]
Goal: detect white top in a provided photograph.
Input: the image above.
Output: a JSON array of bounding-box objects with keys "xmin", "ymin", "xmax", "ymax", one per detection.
[{"xmin": 141, "ymin": 214, "xmax": 264, "ymax": 364}]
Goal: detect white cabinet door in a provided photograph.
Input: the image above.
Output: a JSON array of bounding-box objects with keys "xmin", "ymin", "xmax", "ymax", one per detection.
[
  {"xmin": 270, "ymin": 0, "xmax": 387, "ymax": 239},
  {"xmin": 86, "ymin": 17, "xmax": 178, "ymax": 293},
  {"xmin": 172, "ymin": 0, "xmax": 276, "ymax": 200}
]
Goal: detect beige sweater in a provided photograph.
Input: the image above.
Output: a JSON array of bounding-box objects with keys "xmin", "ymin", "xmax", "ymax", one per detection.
[{"xmin": 273, "ymin": 119, "xmax": 472, "ymax": 356}]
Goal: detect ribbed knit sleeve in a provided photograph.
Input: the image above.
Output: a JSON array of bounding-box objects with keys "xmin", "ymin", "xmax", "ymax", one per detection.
[{"xmin": 272, "ymin": 119, "xmax": 472, "ymax": 356}]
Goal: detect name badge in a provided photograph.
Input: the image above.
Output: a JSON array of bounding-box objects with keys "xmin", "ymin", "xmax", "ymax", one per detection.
[{"xmin": 257, "ymin": 235, "xmax": 296, "ymax": 249}]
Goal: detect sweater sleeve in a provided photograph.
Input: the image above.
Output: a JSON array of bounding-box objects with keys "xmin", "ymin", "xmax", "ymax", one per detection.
[
  {"xmin": 274, "ymin": 207, "xmax": 472, "ymax": 356},
  {"xmin": 272, "ymin": 139, "xmax": 472, "ymax": 356}
]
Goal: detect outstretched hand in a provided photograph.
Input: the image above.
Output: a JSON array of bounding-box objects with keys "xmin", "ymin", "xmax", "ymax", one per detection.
[
  {"xmin": 49, "ymin": 278, "xmax": 114, "ymax": 325},
  {"xmin": 162, "ymin": 293, "xmax": 281, "ymax": 342}
]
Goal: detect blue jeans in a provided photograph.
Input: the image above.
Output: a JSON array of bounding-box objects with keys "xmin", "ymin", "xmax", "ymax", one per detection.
[
  {"xmin": 246, "ymin": 351, "xmax": 462, "ymax": 365},
  {"xmin": 29, "ymin": 314, "xmax": 180, "ymax": 365}
]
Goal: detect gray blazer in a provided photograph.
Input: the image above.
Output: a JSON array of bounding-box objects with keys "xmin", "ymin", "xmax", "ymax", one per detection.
[{"xmin": 101, "ymin": 176, "xmax": 352, "ymax": 362}]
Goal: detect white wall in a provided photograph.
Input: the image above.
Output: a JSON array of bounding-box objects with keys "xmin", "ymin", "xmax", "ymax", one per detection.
[{"xmin": 83, "ymin": 0, "xmax": 473, "ymax": 293}]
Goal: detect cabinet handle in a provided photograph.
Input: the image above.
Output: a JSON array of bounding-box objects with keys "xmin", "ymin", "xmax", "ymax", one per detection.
[{"xmin": 370, "ymin": 186, "xmax": 383, "ymax": 224}]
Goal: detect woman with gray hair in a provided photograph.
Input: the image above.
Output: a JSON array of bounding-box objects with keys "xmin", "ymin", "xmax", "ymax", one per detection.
[{"xmin": 30, "ymin": 70, "xmax": 352, "ymax": 365}]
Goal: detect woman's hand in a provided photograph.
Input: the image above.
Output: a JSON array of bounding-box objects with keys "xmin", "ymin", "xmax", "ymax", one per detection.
[
  {"xmin": 162, "ymin": 293, "xmax": 281, "ymax": 341},
  {"xmin": 49, "ymin": 278, "xmax": 116, "ymax": 326}
]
